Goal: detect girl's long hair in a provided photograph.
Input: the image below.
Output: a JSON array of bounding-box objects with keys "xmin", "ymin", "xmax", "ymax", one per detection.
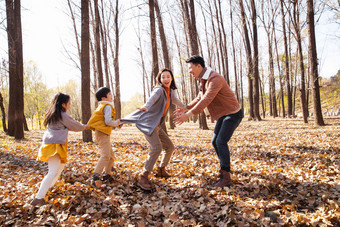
[
  {"xmin": 156, "ymin": 68, "xmax": 177, "ymax": 90},
  {"xmin": 43, "ymin": 93, "xmax": 70, "ymax": 127}
]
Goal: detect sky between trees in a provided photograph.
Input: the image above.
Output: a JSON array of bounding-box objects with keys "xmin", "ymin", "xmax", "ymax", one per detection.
[{"xmin": 0, "ymin": 0, "xmax": 339, "ymax": 101}]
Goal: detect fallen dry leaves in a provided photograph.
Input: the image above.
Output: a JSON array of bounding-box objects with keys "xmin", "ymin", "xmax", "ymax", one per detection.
[{"xmin": 0, "ymin": 118, "xmax": 339, "ymax": 226}]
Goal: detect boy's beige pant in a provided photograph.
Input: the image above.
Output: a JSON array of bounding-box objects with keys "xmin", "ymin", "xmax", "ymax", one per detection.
[
  {"xmin": 94, "ymin": 130, "xmax": 114, "ymax": 175},
  {"xmin": 144, "ymin": 126, "xmax": 175, "ymax": 172}
]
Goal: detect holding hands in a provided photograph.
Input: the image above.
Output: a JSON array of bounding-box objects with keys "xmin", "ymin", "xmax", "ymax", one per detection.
[
  {"xmin": 138, "ymin": 107, "xmax": 148, "ymax": 112},
  {"xmin": 116, "ymin": 119, "xmax": 123, "ymax": 129}
]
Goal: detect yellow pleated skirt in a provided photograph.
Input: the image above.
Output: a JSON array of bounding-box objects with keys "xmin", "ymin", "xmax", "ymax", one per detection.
[{"xmin": 37, "ymin": 141, "xmax": 68, "ymax": 164}]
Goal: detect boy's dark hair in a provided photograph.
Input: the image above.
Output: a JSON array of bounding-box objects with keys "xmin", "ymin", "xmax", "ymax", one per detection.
[
  {"xmin": 185, "ymin": 55, "xmax": 205, "ymax": 68},
  {"xmin": 96, "ymin": 87, "xmax": 111, "ymax": 101},
  {"xmin": 156, "ymin": 68, "xmax": 177, "ymax": 90},
  {"xmin": 44, "ymin": 92, "xmax": 70, "ymax": 127}
]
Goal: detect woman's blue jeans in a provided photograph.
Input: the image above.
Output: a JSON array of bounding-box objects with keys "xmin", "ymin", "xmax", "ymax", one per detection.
[{"xmin": 212, "ymin": 109, "xmax": 243, "ymax": 172}]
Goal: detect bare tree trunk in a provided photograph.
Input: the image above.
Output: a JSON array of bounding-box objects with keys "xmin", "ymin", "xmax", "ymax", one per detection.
[
  {"xmin": 105, "ymin": 11, "xmax": 116, "ymax": 93},
  {"xmin": 170, "ymin": 12, "xmax": 187, "ymax": 105},
  {"xmin": 306, "ymin": 0, "xmax": 324, "ymax": 126},
  {"xmin": 268, "ymin": 36, "xmax": 277, "ymax": 117},
  {"xmin": 180, "ymin": 0, "xmax": 196, "ymax": 108},
  {"xmin": 14, "ymin": 0, "xmax": 23, "ymax": 139},
  {"xmin": 291, "ymin": 0, "xmax": 308, "ymax": 123},
  {"xmin": 306, "ymin": 64, "xmax": 310, "ymax": 113},
  {"xmin": 148, "ymin": 0, "xmax": 166, "ymax": 133},
  {"xmin": 154, "ymin": 0, "xmax": 170, "ymax": 69},
  {"xmin": 215, "ymin": 0, "xmax": 230, "ymax": 84},
  {"xmin": 189, "ymin": 0, "xmax": 208, "ymax": 129},
  {"xmin": 89, "ymin": 2, "xmax": 98, "ymax": 90},
  {"xmin": 272, "ymin": 2, "xmax": 285, "ymax": 117},
  {"xmin": 14, "ymin": 0, "xmax": 24, "ymax": 138},
  {"xmin": 188, "ymin": 0, "xmax": 199, "ymax": 54},
  {"xmin": 89, "ymin": 37, "xmax": 98, "ymax": 91},
  {"xmin": 81, "ymin": 0, "xmax": 92, "ymax": 142},
  {"xmin": 239, "ymin": 46, "xmax": 244, "ymax": 111},
  {"xmin": 229, "ymin": 0, "xmax": 239, "ymax": 101},
  {"xmin": 207, "ymin": 0, "xmax": 222, "ymax": 75},
  {"xmin": 239, "ymin": 0, "xmax": 254, "ymax": 120},
  {"xmin": 290, "ymin": 22, "xmax": 296, "ymax": 116},
  {"xmin": 260, "ymin": 0, "xmax": 277, "ymax": 118},
  {"xmin": 6, "ymin": 0, "xmax": 15, "ymax": 136},
  {"xmin": 149, "ymin": 0, "xmax": 159, "ymax": 88},
  {"xmin": 154, "ymin": 0, "xmax": 175, "ymax": 129},
  {"xmin": 292, "ymin": 49, "xmax": 298, "ymax": 116},
  {"xmin": 250, "ymin": 0, "xmax": 261, "ymax": 121},
  {"xmin": 259, "ymin": 74, "xmax": 265, "ymax": 118},
  {"xmin": 181, "ymin": 0, "xmax": 208, "ymax": 129},
  {"xmin": 198, "ymin": 0, "xmax": 212, "ymax": 66},
  {"xmin": 6, "ymin": 0, "xmax": 24, "ymax": 139},
  {"xmin": 94, "ymin": 0, "xmax": 103, "ymax": 87},
  {"xmin": 281, "ymin": 0, "xmax": 292, "ymax": 117},
  {"xmin": 100, "ymin": 0, "xmax": 110, "ymax": 89},
  {"xmin": 0, "ymin": 92, "xmax": 7, "ymax": 132},
  {"xmin": 274, "ymin": 29, "xmax": 285, "ymax": 118},
  {"xmin": 180, "ymin": 1, "xmax": 196, "ymax": 113},
  {"xmin": 113, "ymin": 0, "xmax": 121, "ymax": 119}
]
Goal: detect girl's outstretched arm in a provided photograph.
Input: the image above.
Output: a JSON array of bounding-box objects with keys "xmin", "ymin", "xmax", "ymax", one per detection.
[{"xmin": 61, "ymin": 112, "xmax": 87, "ymax": 131}]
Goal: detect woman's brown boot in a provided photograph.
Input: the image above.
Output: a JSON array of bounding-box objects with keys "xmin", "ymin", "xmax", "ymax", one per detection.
[
  {"xmin": 137, "ymin": 171, "xmax": 153, "ymax": 191},
  {"xmin": 155, "ymin": 167, "xmax": 171, "ymax": 178}
]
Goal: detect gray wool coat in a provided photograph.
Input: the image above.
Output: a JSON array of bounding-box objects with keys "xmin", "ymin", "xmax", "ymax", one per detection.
[{"xmin": 121, "ymin": 86, "xmax": 185, "ymax": 136}]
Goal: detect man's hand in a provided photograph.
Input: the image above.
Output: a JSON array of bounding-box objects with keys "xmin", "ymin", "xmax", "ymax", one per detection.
[
  {"xmin": 174, "ymin": 113, "xmax": 189, "ymax": 126},
  {"xmin": 174, "ymin": 107, "xmax": 186, "ymax": 116}
]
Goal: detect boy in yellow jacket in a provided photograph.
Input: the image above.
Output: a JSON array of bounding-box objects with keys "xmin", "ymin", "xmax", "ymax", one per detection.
[{"xmin": 88, "ymin": 87, "xmax": 120, "ymax": 188}]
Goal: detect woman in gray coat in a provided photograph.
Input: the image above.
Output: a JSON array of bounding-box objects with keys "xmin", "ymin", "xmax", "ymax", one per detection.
[{"xmin": 122, "ymin": 69, "xmax": 185, "ymax": 190}]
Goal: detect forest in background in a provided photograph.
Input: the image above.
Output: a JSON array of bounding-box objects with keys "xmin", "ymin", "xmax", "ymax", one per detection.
[{"xmin": 0, "ymin": 0, "xmax": 339, "ymax": 140}]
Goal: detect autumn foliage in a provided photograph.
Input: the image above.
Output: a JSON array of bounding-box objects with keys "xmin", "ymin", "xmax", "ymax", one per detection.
[{"xmin": 0, "ymin": 119, "xmax": 339, "ymax": 226}]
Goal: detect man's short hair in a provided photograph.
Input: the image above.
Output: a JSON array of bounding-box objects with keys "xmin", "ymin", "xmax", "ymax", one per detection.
[
  {"xmin": 95, "ymin": 87, "xmax": 111, "ymax": 101},
  {"xmin": 185, "ymin": 55, "xmax": 205, "ymax": 68}
]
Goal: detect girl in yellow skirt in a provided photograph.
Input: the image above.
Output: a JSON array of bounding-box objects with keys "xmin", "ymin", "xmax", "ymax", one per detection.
[{"xmin": 30, "ymin": 93, "xmax": 90, "ymax": 206}]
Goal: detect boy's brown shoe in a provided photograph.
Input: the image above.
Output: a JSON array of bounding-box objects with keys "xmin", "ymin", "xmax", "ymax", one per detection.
[
  {"xmin": 30, "ymin": 198, "xmax": 46, "ymax": 206},
  {"xmin": 155, "ymin": 167, "xmax": 171, "ymax": 178},
  {"xmin": 92, "ymin": 174, "xmax": 102, "ymax": 188},
  {"xmin": 102, "ymin": 174, "xmax": 114, "ymax": 183},
  {"xmin": 137, "ymin": 171, "xmax": 153, "ymax": 191}
]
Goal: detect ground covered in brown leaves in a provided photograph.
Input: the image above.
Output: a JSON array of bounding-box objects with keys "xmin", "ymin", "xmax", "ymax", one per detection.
[{"xmin": 0, "ymin": 118, "xmax": 339, "ymax": 226}]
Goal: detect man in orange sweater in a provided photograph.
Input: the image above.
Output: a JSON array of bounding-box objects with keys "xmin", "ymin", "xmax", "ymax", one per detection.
[{"xmin": 174, "ymin": 55, "xmax": 243, "ymax": 188}]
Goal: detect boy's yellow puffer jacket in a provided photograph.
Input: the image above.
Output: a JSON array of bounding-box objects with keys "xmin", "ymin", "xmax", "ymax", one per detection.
[{"xmin": 88, "ymin": 102, "xmax": 115, "ymax": 135}]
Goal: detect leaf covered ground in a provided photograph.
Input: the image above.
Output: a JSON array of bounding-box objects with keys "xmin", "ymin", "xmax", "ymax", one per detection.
[{"xmin": 0, "ymin": 118, "xmax": 339, "ymax": 226}]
